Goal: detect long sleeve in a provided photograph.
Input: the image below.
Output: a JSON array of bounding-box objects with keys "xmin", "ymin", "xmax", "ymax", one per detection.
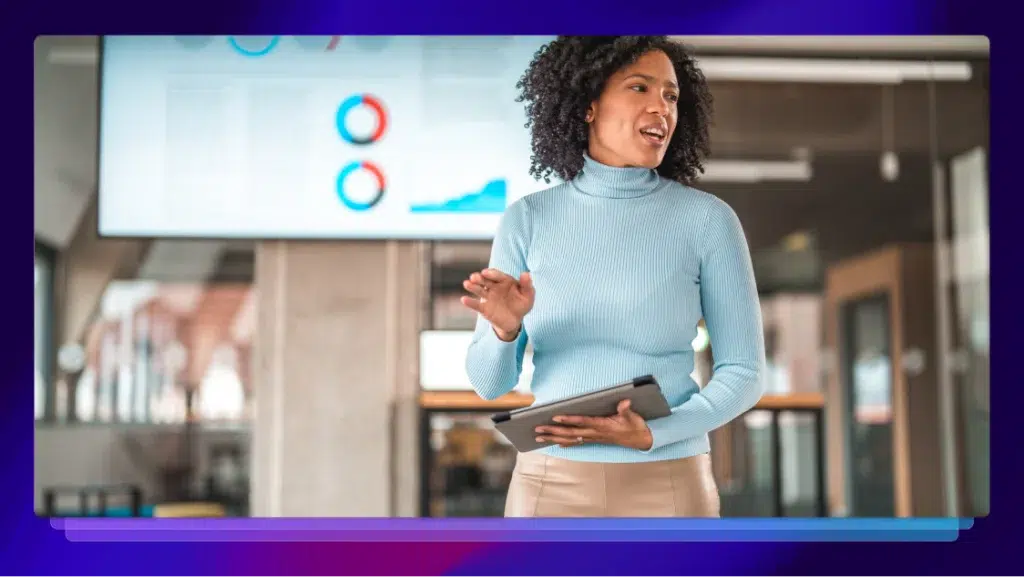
[
  {"xmin": 465, "ymin": 199, "xmax": 533, "ymax": 401},
  {"xmin": 643, "ymin": 198, "xmax": 766, "ymax": 452}
]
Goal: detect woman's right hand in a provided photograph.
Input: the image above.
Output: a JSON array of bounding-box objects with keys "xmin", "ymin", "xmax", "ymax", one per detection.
[{"xmin": 460, "ymin": 268, "xmax": 535, "ymax": 341}]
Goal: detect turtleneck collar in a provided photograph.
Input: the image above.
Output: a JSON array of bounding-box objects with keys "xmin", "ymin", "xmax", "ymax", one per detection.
[{"xmin": 572, "ymin": 151, "xmax": 663, "ymax": 199}]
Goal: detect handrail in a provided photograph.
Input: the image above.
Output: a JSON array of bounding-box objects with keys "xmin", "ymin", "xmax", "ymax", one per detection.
[{"xmin": 41, "ymin": 484, "xmax": 143, "ymax": 517}]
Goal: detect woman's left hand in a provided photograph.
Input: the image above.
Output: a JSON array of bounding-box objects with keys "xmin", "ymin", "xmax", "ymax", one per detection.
[{"xmin": 534, "ymin": 400, "xmax": 654, "ymax": 451}]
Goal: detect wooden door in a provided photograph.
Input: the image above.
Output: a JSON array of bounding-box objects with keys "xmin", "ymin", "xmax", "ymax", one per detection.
[{"xmin": 824, "ymin": 246, "xmax": 911, "ymax": 517}]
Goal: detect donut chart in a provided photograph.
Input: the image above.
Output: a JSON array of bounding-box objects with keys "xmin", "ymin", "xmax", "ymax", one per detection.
[
  {"xmin": 336, "ymin": 94, "xmax": 388, "ymax": 146},
  {"xmin": 228, "ymin": 36, "xmax": 281, "ymax": 57},
  {"xmin": 336, "ymin": 161, "xmax": 386, "ymax": 211}
]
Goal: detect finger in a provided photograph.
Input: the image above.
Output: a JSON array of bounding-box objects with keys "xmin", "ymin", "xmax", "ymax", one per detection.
[
  {"xmin": 519, "ymin": 272, "xmax": 534, "ymax": 296},
  {"xmin": 617, "ymin": 400, "xmax": 648, "ymax": 427},
  {"xmin": 481, "ymin": 268, "xmax": 513, "ymax": 282},
  {"xmin": 617, "ymin": 400, "xmax": 633, "ymax": 417},
  {"xmin": 469, "ymin": 272, "xmax": 497, "ymax": 286},
  {"xmin": 462, "ymin": 280, "xmax": 488, "ymax": 298},
  {"xmin": 537, "ymin": 435, "xmax": 587, "ymax": 448},
  {"xmin": 536, "ymin": 425, "xmax": 598, "ymax": 438},
  {"xmin": 460, "ymin": 296, "xmax": 483, "ymax": 313},
  {"xmin": 553, "ymin": 415, "xmax": 603, "ymax": 428}
]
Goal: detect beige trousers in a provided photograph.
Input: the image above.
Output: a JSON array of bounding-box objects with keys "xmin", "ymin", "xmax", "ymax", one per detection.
[{"xmin": 504, "ymin": 450, "xmax": 721, "ymax": 517}]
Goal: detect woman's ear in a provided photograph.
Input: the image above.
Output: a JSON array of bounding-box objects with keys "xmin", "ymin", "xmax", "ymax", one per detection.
[{"xmin": 585, "ymin": 104, "xmax": 595, "ymax": 123}]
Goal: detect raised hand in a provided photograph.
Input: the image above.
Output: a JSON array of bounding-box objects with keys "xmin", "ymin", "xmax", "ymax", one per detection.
[{"xmin": 460, "ymin": 268, "xmax": 535, "ymax": 341}]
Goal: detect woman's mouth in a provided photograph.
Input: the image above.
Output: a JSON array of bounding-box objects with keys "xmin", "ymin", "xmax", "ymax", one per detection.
[{"xmin": 639, "ymin": 126, "xmax": 667, "ymax": 146}]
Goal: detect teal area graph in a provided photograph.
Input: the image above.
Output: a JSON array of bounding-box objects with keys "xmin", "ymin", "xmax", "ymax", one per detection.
[{"xmin": 410, "ymin": 179, "xmax": 507, "ymax": 213}]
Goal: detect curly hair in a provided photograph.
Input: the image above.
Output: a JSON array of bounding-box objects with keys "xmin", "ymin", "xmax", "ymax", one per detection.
[{"xmin": 516, "ymin": 36, "xmax": 713, "ymax": 184}]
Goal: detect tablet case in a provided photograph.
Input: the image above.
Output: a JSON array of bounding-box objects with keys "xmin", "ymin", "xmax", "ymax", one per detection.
[{"xmin": 491, "ymin": 375, "xmax": 672, "ymax": 452}]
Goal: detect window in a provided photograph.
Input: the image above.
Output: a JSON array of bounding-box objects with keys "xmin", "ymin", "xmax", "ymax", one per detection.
[
  {"xmin": 34, "ymin": 242, "xmax": 56, "ymax": 421},
  {"xmin": 74, "ymin": 280, "xmax": 254, "ymax": 424}
]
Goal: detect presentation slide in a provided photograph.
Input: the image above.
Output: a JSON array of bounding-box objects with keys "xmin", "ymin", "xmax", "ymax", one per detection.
[{"xmin": 98, "ymin": 35, "xmax": 557, "ymax": 239}]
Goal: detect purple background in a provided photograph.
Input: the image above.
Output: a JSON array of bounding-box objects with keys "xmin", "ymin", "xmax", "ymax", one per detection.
[{"xmin": 11, "ymin": 0, "xmax": 1015, "ymax": 574}]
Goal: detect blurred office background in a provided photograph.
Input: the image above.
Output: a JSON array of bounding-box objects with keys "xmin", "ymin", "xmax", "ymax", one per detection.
[{"xmin": 34, "ymin": 35, "xmax": 989, "ymax": 518}]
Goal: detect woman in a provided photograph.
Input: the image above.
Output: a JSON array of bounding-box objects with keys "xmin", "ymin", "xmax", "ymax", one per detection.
[{"xmin": 462, "ymin": 36, "xmax": 765, "ymax": 517}]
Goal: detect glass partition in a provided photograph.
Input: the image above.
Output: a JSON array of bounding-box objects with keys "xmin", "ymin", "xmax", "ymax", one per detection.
[
  {"xmin": 35, "ymin": 242, "xmax": 56, "ymax": 421},
  {"xmin": 840, "ymin": 294, "xmax": 895, "ymax": 517},
  {"xmin": 931, "ymin": 58, "xmax": 990, "ymax": 517},
  {"xmin": 422, "ymin": 411, "xmax": 516, "ymax": 517}
]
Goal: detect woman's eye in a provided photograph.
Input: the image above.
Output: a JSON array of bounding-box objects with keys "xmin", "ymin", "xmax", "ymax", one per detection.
[
  {"xmin": 630, "ymin": 84, "xmax": 647, "ymax": 93},
  {"xmin": 666, "ymin": 93, "xmax": 679, "ymax": 103}
]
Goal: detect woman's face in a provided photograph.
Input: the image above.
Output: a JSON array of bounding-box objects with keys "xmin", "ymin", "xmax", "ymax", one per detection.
[{"xmin": 586, "ymin": 49, "xmax": 679, "ymax": 170}]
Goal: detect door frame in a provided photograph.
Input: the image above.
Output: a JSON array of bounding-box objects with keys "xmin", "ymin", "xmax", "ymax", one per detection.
[{"xmin": 824, "ymin": 246, "xmax": 912, "ymax": 518}]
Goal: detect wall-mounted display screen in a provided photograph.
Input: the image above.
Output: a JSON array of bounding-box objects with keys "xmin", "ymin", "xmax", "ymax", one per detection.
[{"xmin": 98, "ymin": 35, "xmax": 555, "ymax": 239}]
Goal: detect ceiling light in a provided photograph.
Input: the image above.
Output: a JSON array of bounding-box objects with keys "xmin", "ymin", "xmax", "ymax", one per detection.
[
  {"xmin": 880, "ymin": 151, "xmax": 900, "ymax": 182},
  {"xmin": 699, "ymin": 159, "xmax": 813, "ymax": 183},
  {"xmin": 782, "ymin": 231, "xmax": 813, "ymax": 252},
  {"xmin": 695, "ymin": 57, "xmax": 972, "ymax": 84},
  {"xmin": 674, "ymin": 36, "xmax": 989, "ymax": 56}
]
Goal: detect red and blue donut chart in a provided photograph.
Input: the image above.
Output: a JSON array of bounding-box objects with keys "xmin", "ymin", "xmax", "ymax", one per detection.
[
  {"xmin": 336, "ymin": 161, "xmax": 386, "ymax": 211},
  {"xmin": 336, "ymin": 94, "xmax": 389, "ymax": 146}
]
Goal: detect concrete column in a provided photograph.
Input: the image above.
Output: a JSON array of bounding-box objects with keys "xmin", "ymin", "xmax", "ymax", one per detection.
[{"xmin": 250, "ymin": 240, "xmax": 425, "ymax": 517}]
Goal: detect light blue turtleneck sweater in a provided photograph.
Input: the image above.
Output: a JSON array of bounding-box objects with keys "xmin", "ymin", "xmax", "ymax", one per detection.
[{"xmin": 466, "ymin": 153, "xmax": 766, "ymax": 463}]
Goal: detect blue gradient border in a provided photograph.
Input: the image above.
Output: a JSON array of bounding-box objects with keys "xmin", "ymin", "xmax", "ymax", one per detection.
[
  {"xmin": 12, "ymin": 0, "xmax": 1012, "ymax": 574},
  {"xmin": 51, "ymin": 518, "xmax": 972, "ymax": 542}
]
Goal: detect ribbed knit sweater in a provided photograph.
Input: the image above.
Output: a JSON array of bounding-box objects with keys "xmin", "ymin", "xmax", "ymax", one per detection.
[{"xmin": 466, "ymin": 152, "xmax": 766, "ymax": 462}]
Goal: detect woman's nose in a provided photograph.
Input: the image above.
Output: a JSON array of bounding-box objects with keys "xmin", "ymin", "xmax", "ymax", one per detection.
[{"xmin": 647, "ymin": 95, "xmax": 671, "ymax": 115}]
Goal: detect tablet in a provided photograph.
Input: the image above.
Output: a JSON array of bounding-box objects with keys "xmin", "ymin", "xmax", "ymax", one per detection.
[{"xmin": 490, "ymin": 375, "xmax": 672, "ymax": 453}]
